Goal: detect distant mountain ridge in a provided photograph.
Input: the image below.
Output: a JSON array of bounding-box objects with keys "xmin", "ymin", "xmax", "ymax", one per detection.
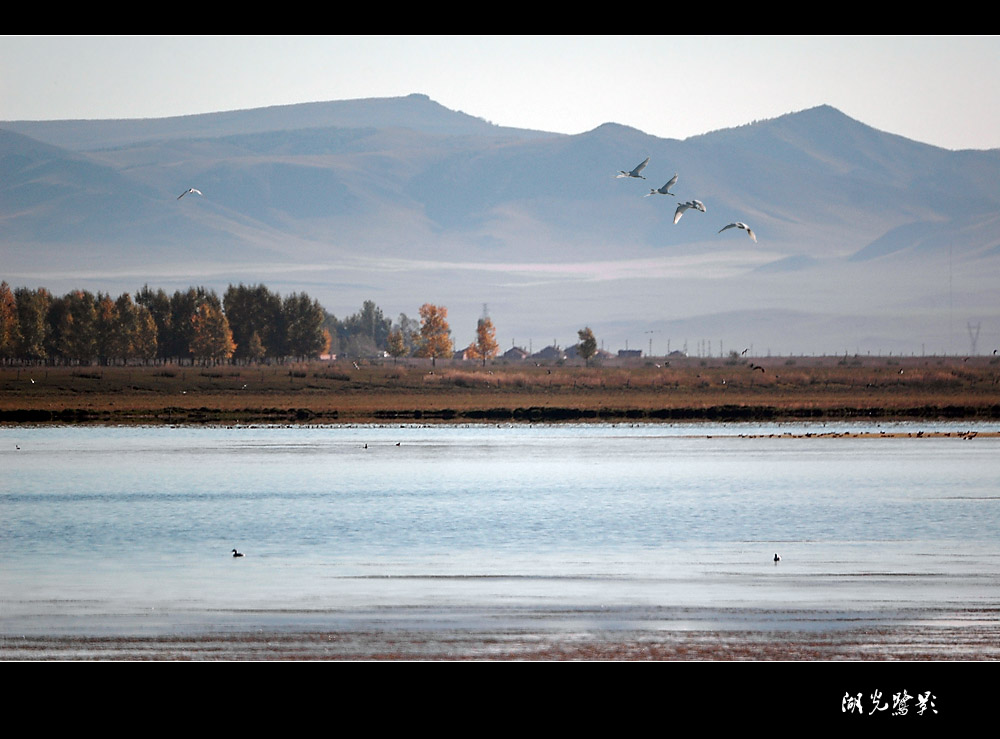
[
  {"xmin": 2, "ymin": 93, "xmax": 552, "ymax": 150},
  {"xmin": 2, "ymin": 94, "xmax": 997, "ymax": 355}
]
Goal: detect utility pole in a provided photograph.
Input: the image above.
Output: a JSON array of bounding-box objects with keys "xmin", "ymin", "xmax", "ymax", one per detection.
[
  {"xmin": 644, "ymin": 330, "xmax": 660, "ymax": 357},
  {"xmin": 968, "ymin": 322, "xmax": 981, "ymax": 355}
]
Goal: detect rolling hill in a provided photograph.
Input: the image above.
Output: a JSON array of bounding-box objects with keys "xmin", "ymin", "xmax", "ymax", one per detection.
[{"xmin": 3, "ymin": 93, "xmax": 998, "ymax": 355}]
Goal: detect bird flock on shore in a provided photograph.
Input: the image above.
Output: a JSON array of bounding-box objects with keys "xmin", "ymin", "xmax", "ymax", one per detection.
[{"xmin": 616, "ymin": 156, "xmax": 757, "ymax": 242}]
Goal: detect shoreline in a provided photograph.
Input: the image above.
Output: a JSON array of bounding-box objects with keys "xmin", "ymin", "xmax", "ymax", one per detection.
[
  {"xmin": 5, "ymin": 407, "xmax": 1000, "ymax": 427},
  {"xmin": 5, "ymin": 603, "xmax": 999, "ymax": 660},
  {"xmin": 4, "ymin": 422, "xmax": 998, "ymax": 440},
  {"xmin": 6, "ymin": 624, "xmax": 999, "ymax": 661}
]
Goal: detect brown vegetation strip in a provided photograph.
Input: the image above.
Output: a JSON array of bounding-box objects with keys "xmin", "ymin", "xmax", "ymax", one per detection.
[{"xmin": 2, "ymin": 356, "xmax": 999, "ymax": 425}]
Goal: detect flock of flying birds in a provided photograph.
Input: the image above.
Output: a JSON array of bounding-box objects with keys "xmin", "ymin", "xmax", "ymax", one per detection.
[
  {"xmin": 177, "ymin": 159, "xmax": 756, "ymax": 242},
  {"xmin": 616, "ymin": 156, "xmax": 756, "ymax": 243},
  {"xmin": 178, "ymin": 158, "xmax": 755, "ymax": 240}
]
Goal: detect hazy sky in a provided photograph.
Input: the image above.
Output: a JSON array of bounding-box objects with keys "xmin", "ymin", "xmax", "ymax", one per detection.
[{"xmin": 3, "ymin": 35, "xmax": 999, "ymax": 150}]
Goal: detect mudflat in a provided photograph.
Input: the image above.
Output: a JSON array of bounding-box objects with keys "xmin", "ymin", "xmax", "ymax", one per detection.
[{"xmin": 4, "ymin": 625, "xmax": 996, "ymax": 661}]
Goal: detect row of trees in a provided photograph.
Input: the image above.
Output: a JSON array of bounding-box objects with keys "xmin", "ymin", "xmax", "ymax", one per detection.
[
  {"xmin": 2, "ymin": 284, "xmax": 162, "ymax": 364},
  {"xmin": 324, "ymin": 301, "xmax": 500, "ymax": 366},
  {"xmin": 384, "ymin": 305, "xmax": 500, "ymax": 366},
  {"xmin": 0, "ymin": 282, "xmax": 328, "ymax": 364},
  {"xmin": 0, "ymin": 281, "xmax": 504, "ymax": 366}
]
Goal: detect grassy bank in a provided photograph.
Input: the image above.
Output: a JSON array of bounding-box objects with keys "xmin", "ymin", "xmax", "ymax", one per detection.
[{"xmin": 2, "ymin": 355, "xmax": 999, "ymax": 425}]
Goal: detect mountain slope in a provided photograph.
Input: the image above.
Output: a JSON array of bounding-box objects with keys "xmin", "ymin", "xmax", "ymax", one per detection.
[
  {"xmin": 2, "ymin": 93, "xmax": 551, "ymax": 151},
  {"xmin": 2, "ymin": 96, "xmax": 997, "ymax": 355}
]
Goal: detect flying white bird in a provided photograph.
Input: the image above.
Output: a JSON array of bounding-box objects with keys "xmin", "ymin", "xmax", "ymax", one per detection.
[
  {"xmin": 616, "ymin": 157, "xmax": 650, "ymax": 179},
  {"xmin": 177, "ymin": 188, "xmax": 203, "ymax": 200},
  {"xmin": 645, "ymin": 174, "xmax": 678, "ymax": 197},
  {"xmin": 719, "ymin": 222, "xmax": 757, "ymax": 242},
  {"xmin": 673, "ymin": 200, "xmax": 706, "ymax": 224}
]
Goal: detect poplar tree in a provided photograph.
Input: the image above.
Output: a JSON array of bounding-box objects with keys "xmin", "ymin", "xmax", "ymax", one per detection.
[
  {"xmin": 57, "ymin": 290, "xmax": 98, "ymax": 363},
  {"xmin": 15, "ymin": 287, "xmax": 51, "ymax": 361},
  {"xmin": 224, "ymin": 283, "xmax": 282, "ymax": 361},
  {"xmin": 281, "ymin": 292, "xmax": 327, "ymax": 359},
  {"xmin": 247, "ymin": 331, "xmax": 267, "ymax": 363},
  {"xmin": 0, "ymin": 282, "xmax": 21, "ymax": 360},
  {"xmin": 190, "ymin": 302, "xmax": 236, "ymax": 363},
  {"xmin": 466, "ymin": 316, "xmax": 499, "ymax": 367},
  {"xmin": 135, "ymin": 285, "xmax": 173, "ymax": 361},
  {"xmin": 387, "ymin": 329, "xmax": 407, "ymax": 363},
  {"xmin": 578, "ymin": 327, "xmax": 598, "ymax": 367},
  {"xmin": 415, "ymin": 303, "xmax": 453, "ymax": 365},
  {"xmin": 94, "ymin": 293, "xmax": 118, "ymax": 365}
]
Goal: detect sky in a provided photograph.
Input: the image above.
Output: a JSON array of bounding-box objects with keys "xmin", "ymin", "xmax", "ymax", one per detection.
[{"xmin": 2, "ymin": 35, "xmax": 1000, "ymax": 151}]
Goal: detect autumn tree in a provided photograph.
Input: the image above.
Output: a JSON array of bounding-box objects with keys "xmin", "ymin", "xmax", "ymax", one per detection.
[
  {"xmin": 93, "ymin": 293, "xmax": 120, "ymax": 365},
  {"xmin": 0, "ymin": 281, "xmax": 20, "ymax": 361},
  {"xmin": 466, "ymin": 316, "xmax": 499, "ymax": 367},
  {"xmin": 48, "ymin": 290, "xmax": 97, "ymax": 364},
  {"xmin": 190, "ymin": 301, "xmax": 236, "ymax": 363},
  {"xmin": 577, "ymin": 327, "xmax": 598, "ymax": 367},
  {"xmin": 392, "ymin": 313, "xmax": 422, "ymax": 355},
  {"xmin": 387, "ymin": 329, "xmax": 407, "ymax": 363},
  {"xmin": 110, "ymin": 293, "xmax": 157, "ymax": 363},
  {"xmin": 164, "ymin": 287, "xmax": 221, "ymax": 362},
  {"xmin": 132, "ymin": 301, "xmax": 159, "ymax": 362},
  {"xmin": 415, "ymin": 303, "xmax": 453, "ymax": 365},
  {"xmin": 135, "ymin": 285, "xmax": 173, "ymax": 362},
  {"xmin": 15, "ymin": 287, "xmax": 51, "ymax": 361},
  {"xmin": 108, "ymin": 294, "xmax": 136, "ymax": 363},
  {"xmin": 224, "ymin": 283, "xmax": 282, "ymax": 362},
  {"xmin": 246, "ymin": 331, "xmax": 267, "ymax": 363}
]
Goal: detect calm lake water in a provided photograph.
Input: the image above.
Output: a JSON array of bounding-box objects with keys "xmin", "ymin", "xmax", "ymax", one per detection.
[{"xmin": 2, "ymin": 422, "xmax": 999, "ymax": 637}]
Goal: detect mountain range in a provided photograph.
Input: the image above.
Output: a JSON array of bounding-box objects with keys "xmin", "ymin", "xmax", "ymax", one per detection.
[{"xmin": 3, "ymin": 93, "xmax": 998, "ymax": 356}]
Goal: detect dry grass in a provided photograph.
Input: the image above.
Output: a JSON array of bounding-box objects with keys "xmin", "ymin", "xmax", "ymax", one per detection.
[{"xmin": 2, "ymin": 355, "xmax": 999, "ymax": 424}]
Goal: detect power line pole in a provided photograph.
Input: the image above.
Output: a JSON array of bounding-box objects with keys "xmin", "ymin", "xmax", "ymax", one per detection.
[{"xmin": 968, "ymin": 322, "xmax": 981, "ymax": 355}]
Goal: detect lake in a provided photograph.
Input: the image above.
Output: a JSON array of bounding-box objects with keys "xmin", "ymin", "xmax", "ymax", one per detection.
[{"xmin": 2, "ymin": 421, "xmax": 999, "ymax": 658}]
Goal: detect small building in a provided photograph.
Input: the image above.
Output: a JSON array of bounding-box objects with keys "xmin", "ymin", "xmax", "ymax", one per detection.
[
  {"xmin": 502, "ymin": 346, "xmax": 530, "ymax": 361},
  {"xmin": 530, "ymin": 345, "xmax": 566, "ymax": 362},
  {"xmin": 617, "ymin": 349, "xmax": 642, "ymax": 359}
]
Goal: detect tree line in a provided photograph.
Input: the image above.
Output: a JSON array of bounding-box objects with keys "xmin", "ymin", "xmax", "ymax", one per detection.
[
  {"xmin": 0, "ymin": 281, "xmax": 328, "ymax": 365},
  {"xmin": 0, "ymin": 281, "xmax": 500, "ymax": 366}
]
